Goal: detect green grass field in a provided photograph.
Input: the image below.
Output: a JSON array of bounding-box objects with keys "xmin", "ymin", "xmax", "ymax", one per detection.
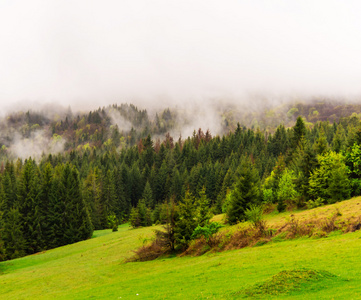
[{"xmin": 1, "ymin": 199, "xmax": 361, "ymax": 299}]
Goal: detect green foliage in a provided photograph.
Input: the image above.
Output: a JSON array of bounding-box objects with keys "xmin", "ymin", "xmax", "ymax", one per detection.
[
  {"xmin": 345, "ymin": 143, "xmax": 361, "ymax": 196},
  {"xmin": 191, "ymin": 222, "xmax": 223, "ymax": 246},
  {"xmin": 309, "ymin": 151, "xmax": 350, "ymax": 204},
  {"xmin": 277, "ymin": 169, "xmax": 299, "ymax": 210},
  {"xmin": 287, "ymin": 107, "xmax": 299, "ymax": 119},
  {"xmin": 221, "ymin": 189, "xmax": 232, "ymax": 213},
  {"xmin": 174, "ymin": 190, "xmax": 197, "ymax": 250},
  {"xmin": 306, "ymin": 198, "xmax": 324, "ymax": 209},
  {"xmin": 194, "ymin": 187, "xmax": 212, "ymax": 227},
  {"xmin": 292, "ymin": 116, "xmax": 306, "ymax": 147},
  {"xmin": 244, "ymin": 204, "xmax": 264, "ymax": 226},
  {"xmin": 2, "ymin": 198, "xmax": 361, "ymax": 299},
  {"xmin": 107, "ymin": 214, "xmax": 119, "ymax": 232},
  {"xmin": 314, "ymin": 126, "xmax": 329, "ymax": 155},
  {"xmin": 262, "ymin": 188, "xmax": 274, "ymax": 204},
  {"xmin": 141, "ymin": 181, "xmax": 154, "ymax": 208},
  {"xmin": 3, "ymin": 102, "xmax": 361, "ymax": 261},
  {"xmin": 2, "ymin": 208, "xmax": 27, "ymax": 260},
  {"xmin": 226, "ymin": 158, "xmax": 260, "ymax": 224},
  {"xmin": 129, "ymin": 207, "xmax": 140, "ymax": 228}
]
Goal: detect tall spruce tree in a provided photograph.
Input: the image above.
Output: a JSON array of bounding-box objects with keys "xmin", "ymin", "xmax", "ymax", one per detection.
[
  {"xmin": 226, "ymin": 157, "xmax": 260, "ymax": 224},
  {"xmin": 18, "ymin": 159, "xmax": 44, "ymax": 254},
  {"xmin": 174, "ymin": 189, "xmax": 197, "ymax": 250}
]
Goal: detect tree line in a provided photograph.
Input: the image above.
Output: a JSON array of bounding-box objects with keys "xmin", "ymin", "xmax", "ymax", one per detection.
[{"xmin": 2, "ymin": 114, "xmax": 361, "ymax": 259}]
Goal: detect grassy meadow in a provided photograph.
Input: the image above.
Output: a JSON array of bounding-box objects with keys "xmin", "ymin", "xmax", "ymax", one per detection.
[{"xmin": 1, "ymin": 198, "xmax": 361, "ymax": 299}]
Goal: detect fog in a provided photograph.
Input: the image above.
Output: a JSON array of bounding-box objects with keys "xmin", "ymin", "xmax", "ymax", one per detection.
[{"xmin": 1, "ymin": 0, "xmax": 361, "ymax": 114}]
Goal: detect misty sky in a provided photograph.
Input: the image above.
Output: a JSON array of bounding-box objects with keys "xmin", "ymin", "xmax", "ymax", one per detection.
[{"xmin": 1, "ymin": 0, "xmax": 361, "ymax": 112}]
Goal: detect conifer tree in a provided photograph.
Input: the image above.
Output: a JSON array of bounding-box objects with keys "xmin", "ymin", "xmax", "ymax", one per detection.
[
  {"xmin": 292, "ymin": 116, "xmax": 306, "ymax": 148},
  {"xmin": 216, "ymin": 168, "xmax": 234, "ymax": 214},
  {"xmin": 332, "ymin": 123, "xmax": 346, "ymax": 153},
  {"xmin": 40, "ymin": 163, "xmax": 53, "ymax": 246},
  {"xmin": 174, "ymin": 189, "xmax": 197, "ymax": 250},
  {"xmin": 129, "ymin": 207, "xmax": 140, "ymax": 228},
  {"xmin": 141, "ymin": 181, "xmax": 154, "ymax": 208},
  {"xmin": 226, "ymin": 158, "xmax": 260, "ymax": 224},
  {"xmin": 290, "ymin": 138, "xmax": 318, "ymax": 200},
  {"xmin": 47, "ymin": 169, "xmax": 64, "ymax": 248},
  {"xmin": 314, "ymin": 126, "xmax": 329, "ymax": 155},
  {"xmin": 18, "ymin": 159, "xmax": 44, "ymax": 254},
  {"xmin": 169, "ymin": 167, "xmax": 183, "ymax": 202},
  {"xmin": 195, "ymin": 186, "xmax": 212, "ymax": 227},
  {"xmin": 2, "ymin": 208, "xmax": 26, "ymax": 259},
  {"xmin": 100, "ymin": 170, "xmax": 117, "ymax": 228},
  {"xmin": 112, "ymin": 166, "xmax": 126, "ymax": 221},
  {"xmin": 154, "ymin": 161, "xmax": 168, "ymax": 204}
]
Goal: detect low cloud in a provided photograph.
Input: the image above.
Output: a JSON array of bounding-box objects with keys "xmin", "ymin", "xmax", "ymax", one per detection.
[{"xmin": 9, "ymin": 130, "xmax": 66, "ymax": 160}]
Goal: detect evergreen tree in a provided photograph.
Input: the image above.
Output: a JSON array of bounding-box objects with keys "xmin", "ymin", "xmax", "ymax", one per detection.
[
  {"xmin": 141, "ymin": 181, "xmax": 154, "ymax": 208},
  {"xmin": 18, "ymin": 159, "xmax": 44, "ymax": 254},
  {"xmin": 100, "ymin": 170, "xmax": 117, "ymax": 228},
  {"xmin": 113, "ymin": 166, "xmax": 127, "ymax": 221},
  {"xmin": 2, "ymin": 208, "xmax": 26, "ymax": 260},
  {"xmin": 169, "ymin": 167, "xmax": 183, "ymax": 202},
  {"xmin": 332, "ymin": 123, "xmax": 346, "ymax": 153},
  {"xmin": 292, "ymin": 116, "xmax": 306, "ymax": 148},
  {"xmin": 226, "ymin": 158, "xmax": 260, "ymax": 224},
  {"xmin": 174, "ymin": 190, "xmax": 197, "ymax": 250},
  {"xmin": 314, "ymin": 126, "xmax": 329, "ymax": 155},
  {"xmin": 195, "ymin": 186, "xmax": 212, "ymax": 227},
  {"xmin": 129, "ymin": 207, "xmax": 140, "ymax": 228},
  {"xmin": 290, "ymin": 137, "xmax": 318, "ymax": 200}
]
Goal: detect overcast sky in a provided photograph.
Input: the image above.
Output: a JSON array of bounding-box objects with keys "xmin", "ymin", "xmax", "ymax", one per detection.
[{"xmin": 1, "ymin": 0, "xmax": 361, "ymax": 112}]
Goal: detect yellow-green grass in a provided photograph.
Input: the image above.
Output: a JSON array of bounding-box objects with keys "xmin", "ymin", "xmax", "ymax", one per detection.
[{"xmin": 1, "ymin": 199, "xmax": 361, "ymax": 299}]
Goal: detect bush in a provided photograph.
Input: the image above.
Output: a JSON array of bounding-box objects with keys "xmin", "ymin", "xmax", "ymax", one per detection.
[
  {"xmin": 262, "ymin": 188, "xmax": 274, "ymax": 204},
  {"xmin": 306, "ymin": 198, "xmax": 324, "ymax": 209},
  {"xmin": 192, "ymin": 222, "xmax": 224, "ymax": 247},
  {"xmin": 245, "ymin": 204, "xmax": 267, "ymax": 233}
]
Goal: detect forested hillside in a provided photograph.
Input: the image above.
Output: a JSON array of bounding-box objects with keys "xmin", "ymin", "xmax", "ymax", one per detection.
[{"xmin": 1, "ymin": 100, "xmax": 361, "ymax": 260}]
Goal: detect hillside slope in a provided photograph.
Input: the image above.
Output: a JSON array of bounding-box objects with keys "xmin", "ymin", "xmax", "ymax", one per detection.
[{"xmin": 1, "ymin": 198, "xmax": 361, "ymax": 299}]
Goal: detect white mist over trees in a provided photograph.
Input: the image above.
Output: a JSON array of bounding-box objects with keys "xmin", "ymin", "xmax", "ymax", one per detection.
[{"xmin": 0, "ymin": 0, "xmax": 360, "ymax": 112}]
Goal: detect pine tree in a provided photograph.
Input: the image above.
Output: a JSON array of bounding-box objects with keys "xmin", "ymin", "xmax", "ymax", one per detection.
[
  {"xmin": 290, "ymin": 137, "xmax": 318, "ymax": 201},
  {"xmin": 112, "ymin": 166, "xmax": 126, "ymax": 222},
  {"xmin": 174, "ymin": 190, "xmax": 197, "ymax": 250},
  {"xmin": 2, "ymin": 208, "xmax": 27, "ymax": 259},
  {"xmin": 195, "ymin": 187, "xmax": 212, "ymax": 227},
  {"xmin": 129, "ymin": 207, "xmax": 140, "ymax": 228},
  {"xmin": 332, "ymin": 123, "xmax": 346, "ymax": 153},
  {"xmin": 18, "ymin": 159, "xmax": 44, "ymax": 254},
  {"xmin": 40, "ymin": 163, "xmax": 53, "ymax": 247},
  {"xmin": 292, "ymin": 116, "xmax": 306, "ymax": 148},
  {"xmin": 100, "ymin": 170, "xmax": 117, "ymax": 228},
  {"xmin": 169, "ymin": 167, "xmax": 183, "ymax": 202},
  {"xmin": 314, "ymin": 126, "xmax": 329, "ymax": 155},
  {"xmin": 226, "ymin": 158, "xmax": 260, "ymax": 224},
  {"xmin": 142, "ymin": 181, "xmax": 154, "ymax": 208}
]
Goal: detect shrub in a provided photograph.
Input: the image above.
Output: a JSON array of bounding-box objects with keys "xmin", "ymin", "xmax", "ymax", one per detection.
[
  {"xmin": 306, "ymin": 197, "xmax": 324, "ymax": 209},
  {"xmin": 245, "ymin": 204, "xmax": 267, "ymax": 233},
  {"xmin": 192, "ymin": 222, "xmax": 224, "ymax": 247},
  {"xmin": 262, "ymin": 188, "xmax": 274, "ymax": 204}
]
